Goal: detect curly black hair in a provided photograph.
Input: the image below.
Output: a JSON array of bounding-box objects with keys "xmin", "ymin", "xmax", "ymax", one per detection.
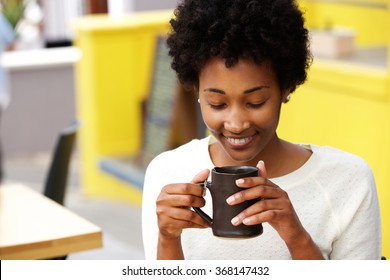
[{"xmin": 167, "ymin": 0, "xmax": 311, "ymax": 93}]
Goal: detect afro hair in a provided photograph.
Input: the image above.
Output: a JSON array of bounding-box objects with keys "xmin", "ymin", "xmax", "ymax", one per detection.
[{"xmin": 167, "ymin": 0, "xmax": 312, "ymax": 93}]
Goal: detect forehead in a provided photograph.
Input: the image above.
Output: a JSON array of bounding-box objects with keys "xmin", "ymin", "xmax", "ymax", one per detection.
[{"xmin": 199, "ymin": 57, "xmax": 277, "ymax": 87}]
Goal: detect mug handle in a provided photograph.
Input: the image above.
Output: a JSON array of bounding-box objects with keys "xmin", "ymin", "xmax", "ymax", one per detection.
[{"xmin": 192, "ymin": 181, "xmax": 213, "ymax": 225}]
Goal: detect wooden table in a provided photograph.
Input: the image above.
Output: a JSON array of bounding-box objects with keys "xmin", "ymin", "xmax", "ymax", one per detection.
[{"xmin": 0, "ymin": 183, "xmax": 102, "ymax": 259}]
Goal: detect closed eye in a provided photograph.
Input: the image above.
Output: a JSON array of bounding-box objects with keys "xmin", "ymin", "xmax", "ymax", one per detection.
[
  {"xmin": 208, "ymin": 103, "xmax": 226, "ymax": 110},
  {"xmin": 247, "ymin": 102, "xmax": 265, "ymax": 109}
]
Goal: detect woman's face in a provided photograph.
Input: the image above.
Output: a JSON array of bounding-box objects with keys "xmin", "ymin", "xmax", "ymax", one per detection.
[{"xmin": 198, "ymin": 57, "xmax": 288, "ymax": 166}]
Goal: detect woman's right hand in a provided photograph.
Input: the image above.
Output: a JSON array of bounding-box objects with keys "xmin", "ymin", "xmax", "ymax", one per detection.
[{"xmin": 156, "ymin": 169, "xmax": 211, "ymax": 240}]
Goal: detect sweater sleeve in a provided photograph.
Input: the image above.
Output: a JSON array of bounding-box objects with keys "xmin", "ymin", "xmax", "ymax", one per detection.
[
  {"xmin": 141, "ymin": 138, "xmax": 211, "ymax": 259},
  {"xmin": 330, "ymin": 161, "xmax": 382, "ymax": 259},
  {"xmin": 142, "ymin": 155, "xmax": 166, "ymax": 260}
]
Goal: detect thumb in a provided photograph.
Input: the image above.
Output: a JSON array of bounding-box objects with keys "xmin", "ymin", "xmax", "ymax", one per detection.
[
  {"xmin": 256, "ymin": 160, "xmax": 268, "ymax": 178},
  {"xmin": 191, "ymin": 169, "xmax": 210, "ymax": 184}
]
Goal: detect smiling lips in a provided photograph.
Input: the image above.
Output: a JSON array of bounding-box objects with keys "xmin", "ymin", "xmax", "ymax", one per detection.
[{"xmin": 225, "ymin": 135, "xmax": 255, "ymax": 147}]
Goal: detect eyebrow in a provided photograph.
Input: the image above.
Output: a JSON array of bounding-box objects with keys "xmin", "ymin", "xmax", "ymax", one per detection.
[
  {"xmin": 204, "ymin": 86, "xmax": 270, "ymax": 94},
  {"xmin": 243, "ymin": 86, "xmax": 270, "ymax": 94}
]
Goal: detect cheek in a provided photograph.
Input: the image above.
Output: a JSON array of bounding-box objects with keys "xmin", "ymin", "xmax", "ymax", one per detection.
[
  {"xmin": 201, "ymin": 109, "xmax": 222, "ymax": 131},
  {"xmin": 257, "ymin": 107, "xmax": 281, "ymax": 128}
]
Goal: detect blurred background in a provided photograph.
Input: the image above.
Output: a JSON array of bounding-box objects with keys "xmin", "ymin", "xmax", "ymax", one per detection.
[
  {"xmin": 0, "ymin": 0, "xmax": 178, "ymax": 260},
  {"xmin": 0, "ymin": 0, "xmax": 389, "ymax": 259}
]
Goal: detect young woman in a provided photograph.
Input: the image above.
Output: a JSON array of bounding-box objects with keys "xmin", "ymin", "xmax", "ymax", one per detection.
[{"xmin": 142, "ymin": 0, "xmax": 381, "ymax": 260}]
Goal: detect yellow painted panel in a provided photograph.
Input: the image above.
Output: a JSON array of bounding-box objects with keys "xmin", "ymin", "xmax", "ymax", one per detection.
[
  {"xmin": 73, "ymin": 11, "xmax": 172, "ymax": 205},
  {"xmin": 82, "ymin": 170, "xmax": 143, "ymax": 205}
]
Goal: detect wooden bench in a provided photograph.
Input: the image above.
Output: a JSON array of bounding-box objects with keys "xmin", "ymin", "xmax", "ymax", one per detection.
[{"xmin": 99, "ymin": 37, "xmax": 205, "ymax": 189}]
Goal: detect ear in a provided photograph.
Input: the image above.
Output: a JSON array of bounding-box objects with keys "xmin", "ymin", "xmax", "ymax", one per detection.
[
  {"xmin": 195, "ymin": 87, "xmax": 200, "ymax": 104},
  {"xmin": 282, "ymin": 88, "xmax": 292, "ymax": 103},
  {"xmin": 193, "ymin": 85, "xmax": 200, "ymax": 97}
]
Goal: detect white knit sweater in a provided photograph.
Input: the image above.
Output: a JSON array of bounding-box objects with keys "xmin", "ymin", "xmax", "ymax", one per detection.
[{"xmin": 142, "ymin": 136, "xmax": 382, "ymax": 260}]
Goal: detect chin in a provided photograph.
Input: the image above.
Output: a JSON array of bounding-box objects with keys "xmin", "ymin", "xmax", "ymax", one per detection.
[{"xmin": 224, "ymin": 150, "xmax": 261, "ymax": 166}]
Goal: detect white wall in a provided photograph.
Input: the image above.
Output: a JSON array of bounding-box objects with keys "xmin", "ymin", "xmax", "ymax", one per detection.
[
  {"xmin": 1, "ymin": 48, "xmax": 79, "ymax": 157},
  {"xmin": 41, "ymin": 0, "xmax": 84, "ymax": 42},
  {"xmin": 134, "ymin": 0, "xmax": 178, "ymax": 11},
  {"xmin": 108, "ymin": 0, "xmax": 178, "ymax": 14}
]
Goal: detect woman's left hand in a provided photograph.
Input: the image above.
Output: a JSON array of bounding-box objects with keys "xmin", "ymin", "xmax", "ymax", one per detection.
[{"xmin": 226, "ymin": 161, "xmax": 314, "ymax": 254}]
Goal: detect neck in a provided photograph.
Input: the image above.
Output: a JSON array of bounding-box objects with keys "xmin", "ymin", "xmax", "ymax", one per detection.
[
  {"xmin": 260, "ymin": 136, "xmax": 312, "ymax": 178},
  {"xmin": 209, "ymin": 134, "xmax": 311, "ymax": 178}
]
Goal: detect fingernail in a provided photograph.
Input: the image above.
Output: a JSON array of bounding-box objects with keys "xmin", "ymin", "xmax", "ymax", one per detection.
[
  {"xmin": 226, "ymin": 196, "xmax": 235, "ymax": 205},
  {"xmin": 231, "ymin": 216, "xmax": 240, "ymax": 226},
  {"xmin": 236, "ymin": 179, "xmax": 244, "ymax": 185},
  {"xmin": 243, "ymin": 217, "xmax": 252, "ymax": 225}
]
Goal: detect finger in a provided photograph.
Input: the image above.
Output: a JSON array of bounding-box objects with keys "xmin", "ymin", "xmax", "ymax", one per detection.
[
  {"xmin": 242, "ymin": 210, "xmax": 285, "ymax": 226},
  {"xmin": 191, "ymin": 169, "xmax": 210, "ymax": 184},
  {"xmin": 164, "ymin": 183, "xmax": 205, "ymax": 197},
  {"xmin": 158, "ymin": 194, "xmax": 206, "ymax": 208},
  {"xmin": 162, "ymin": 207, "xmax": 210, "ymax": 228},
  {"xmin": 257, "ymin": 160, "xmax": 268, "ymax": 178},
  {"xmin": 231, "ymin": 208, "xmax": 284, "ymax": 226},
  {"xmin": 235, "ymin": 176, "xmax": 271, "ymax": 189},
  {"xmin": 230, "ymin": 199, "xmax": 282, "ymax": 225},
  {"xmin": 227, "ymin": 183, "xmax": 281, "ymax": 205}
]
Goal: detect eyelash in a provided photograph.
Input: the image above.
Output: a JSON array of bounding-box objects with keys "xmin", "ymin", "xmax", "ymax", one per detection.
[
  {"xmin": 207, "ymin": 102, "xmax": 265, "ymax": 110},
  {"xmin": 247, "ymin": 102, "xmax": 265, "ymax": 109},
  {"xmin": 208, "ymin": 103, "xmax": 226, "ymax": 110}
]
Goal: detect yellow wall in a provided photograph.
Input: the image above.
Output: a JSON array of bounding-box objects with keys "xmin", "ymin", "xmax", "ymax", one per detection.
[
  {"xmin": 300, "ymin": 0, "xmax": 388, "ymax": 47},
  {"xmin": 73, "ymin": 11, "xmax": 172, "ymax": 204}
]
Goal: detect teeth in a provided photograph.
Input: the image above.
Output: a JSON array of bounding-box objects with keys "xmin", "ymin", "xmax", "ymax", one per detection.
[{"xmin": 226, "ymin": 137, "xmax": 252, "ymax": 145}]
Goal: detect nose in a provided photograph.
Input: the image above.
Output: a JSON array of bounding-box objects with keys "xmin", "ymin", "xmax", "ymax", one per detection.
[{"xmin": 224, "ymin": 109, "xmax": 250, "ymax": 134}]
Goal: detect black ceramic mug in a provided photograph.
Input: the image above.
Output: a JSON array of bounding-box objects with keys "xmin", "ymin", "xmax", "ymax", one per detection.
[{"xmin": 193, "ymin": 166, "xmax": 263, "ymax": 238}]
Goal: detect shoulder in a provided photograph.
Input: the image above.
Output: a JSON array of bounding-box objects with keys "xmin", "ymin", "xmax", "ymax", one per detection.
[
  {"xmin": 151, "ymin": 137, "xmax": 209, "ymax": 164},
  {"xmin": 309, "ymin": 146, "xmax": 381, "ymax": 259},
  {"xmin": 310, "ymin": 145, "xmax": 376, "ymax": 195},
  {"xmin": 312, "ymin": 145, "xmax": 372, "ymax": 175},
  {"xmin": 145, "ymin": 137, "xmax": 210, "ymax": 177},
  {"xmin": 279, "ymin": 144, "xmax": 375, "ymax": 192}
]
